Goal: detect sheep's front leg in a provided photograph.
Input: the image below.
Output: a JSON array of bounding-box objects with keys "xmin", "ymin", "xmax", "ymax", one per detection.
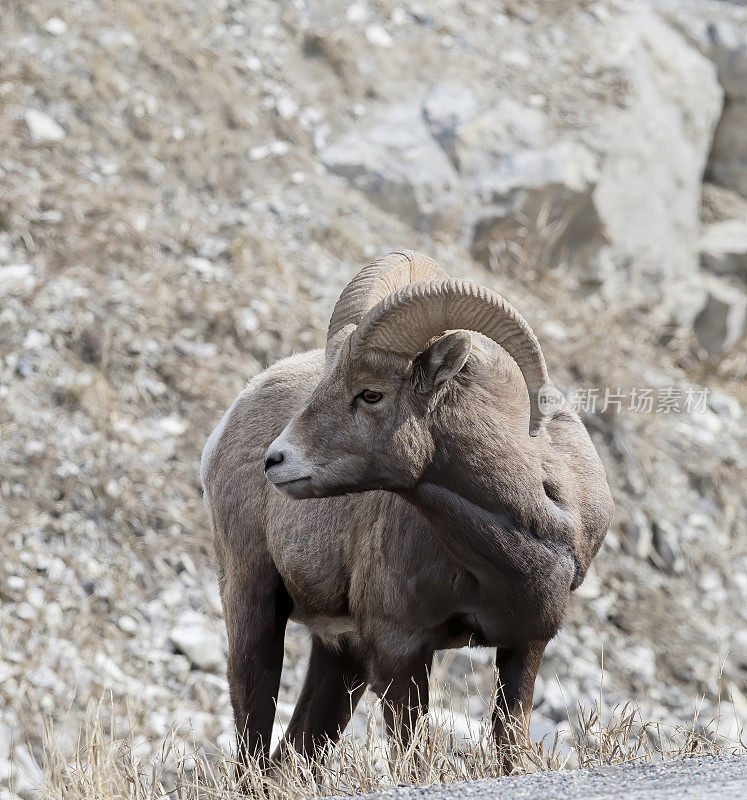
[
  {"xmin": 492, "ymin": 639, "xmax": 547, "ymax": 773},
  {"xmin": 373, "ymin": 648, "xmax": 434, "ymax": 750},
  {"xmin": 221, "ymin": 564, "xmax": 290, "ymax": 773}
]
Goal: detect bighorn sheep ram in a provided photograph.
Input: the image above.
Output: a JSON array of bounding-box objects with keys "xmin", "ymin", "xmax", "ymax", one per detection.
[{"xmin": 201, "ymin": 250, "xmax": 613, "ymax": 768}]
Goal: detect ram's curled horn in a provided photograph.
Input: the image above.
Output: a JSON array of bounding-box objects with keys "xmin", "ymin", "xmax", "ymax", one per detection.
[
  {"xmin": 351, "ymin": 278, "xmax": 551, "ymax": 437},
  {"xmin": 326, "ymin": 250, "xmax": 448, "ymax": 350}
]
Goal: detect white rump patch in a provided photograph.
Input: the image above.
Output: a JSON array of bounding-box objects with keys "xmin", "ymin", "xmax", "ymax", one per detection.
[{"xmin": 200, "ymin": 391, "xmax": 245, "ymax": 487}]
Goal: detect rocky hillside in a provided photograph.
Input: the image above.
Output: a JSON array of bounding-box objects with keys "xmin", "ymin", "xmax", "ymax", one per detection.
[{"xmin": 0, "ymin": 0, "xmax": 745, "ymax": 796}]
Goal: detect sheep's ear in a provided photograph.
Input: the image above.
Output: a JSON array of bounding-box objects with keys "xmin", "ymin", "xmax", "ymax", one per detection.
[{"xmin": 412, "ymin": 330, "xmax": 472, "ymax": 394}]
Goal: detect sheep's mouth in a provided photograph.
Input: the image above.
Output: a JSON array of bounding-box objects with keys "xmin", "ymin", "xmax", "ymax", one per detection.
[{"xmin": 271, "ymin": 476, "xmax": 314, "ymax": 498}]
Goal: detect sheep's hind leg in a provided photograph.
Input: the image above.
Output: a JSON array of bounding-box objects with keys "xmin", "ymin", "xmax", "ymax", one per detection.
[
  {"xmin": 492, "ymin": 639, "xmax": 548, "ymax": 773},
  {"xmin": 274, "ymin": 636, "xmax": 366, "ymax": 762}
]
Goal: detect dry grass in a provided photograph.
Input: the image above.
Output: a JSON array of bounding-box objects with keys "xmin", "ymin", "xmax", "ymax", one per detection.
[{"xmin": 37, "ymin": 672, "xmax": 745, "ymax": 800}]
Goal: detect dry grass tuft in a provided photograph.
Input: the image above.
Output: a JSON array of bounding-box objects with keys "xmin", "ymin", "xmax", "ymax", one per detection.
[{"xmin": 38, "ymin": 674, "xmax": 745, "ymax": 800}]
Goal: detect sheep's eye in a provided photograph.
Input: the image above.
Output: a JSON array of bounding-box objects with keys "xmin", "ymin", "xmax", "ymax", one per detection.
[{"xmin": 360, "ymin": 390, "xmax": 383, "ymax": 404}]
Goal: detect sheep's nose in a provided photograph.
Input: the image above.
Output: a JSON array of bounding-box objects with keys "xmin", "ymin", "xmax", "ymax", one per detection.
[{"xmin": 264, "ymin": 450, "xmax": 285, "ymax": 472}]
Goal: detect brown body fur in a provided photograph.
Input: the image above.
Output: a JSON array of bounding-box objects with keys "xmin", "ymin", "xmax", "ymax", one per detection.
[{"xmin": 202, "ymin": 333, "xmax": 613, "ymax": 769}]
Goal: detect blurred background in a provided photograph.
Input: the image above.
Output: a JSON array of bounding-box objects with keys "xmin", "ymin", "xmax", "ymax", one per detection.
[{"xmin": 0, "ymin": 0, "xmax": 745, "ymax": 795}]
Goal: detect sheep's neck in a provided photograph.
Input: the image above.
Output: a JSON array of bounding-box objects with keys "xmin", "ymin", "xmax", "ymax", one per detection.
[{"xmin": 399, "ymin": 481, "xmax": 573, "ymax": 590}]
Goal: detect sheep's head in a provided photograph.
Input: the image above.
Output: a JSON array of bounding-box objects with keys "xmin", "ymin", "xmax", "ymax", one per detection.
[{"xmin": 264, "ymin": 252, "xmax": 551, "ymax": 500}]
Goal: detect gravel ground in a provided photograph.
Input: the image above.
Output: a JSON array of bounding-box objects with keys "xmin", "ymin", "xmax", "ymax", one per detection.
[{"xmin": 345, "ymin": 755, "xmax": 747, "ymax": 800}]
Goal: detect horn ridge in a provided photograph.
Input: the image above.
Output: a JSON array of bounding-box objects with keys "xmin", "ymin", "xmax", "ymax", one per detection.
[
  {"xmin": 351, "ymin": 278, "xmax": 550, "ymax": 437},
  {"xmin": 326, "ymin": 250, "xmax": 448, "ymax": 349}
]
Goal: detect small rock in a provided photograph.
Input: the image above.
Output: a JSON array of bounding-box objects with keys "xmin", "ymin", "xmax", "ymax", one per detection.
[
  {"xmin": 542, "ymin": 320, "xmax": 569, "ymax": 342},
  {"xmin": 0, "ymin": 264, "xmax": 35, "ymax": 296},
  {"xmin": 708, "ymin": 390, "xmax": 742, "ymax": 421},
  {"xmin": 44, "ymin": 17, "xmax": 68, "ymax": 35},
  {"xmin": 693, "ymin": 278, "xmax": 746, "ymax": 356},
  {"xmin": 574, "ymin": 564, "xmax": 602, "ymax": 599},
  {"xmin": 276, "ymin": 96, "xmax": 298, "ymax": 120},
  {"xmin": 118, "ymin": 615, "xmax": 138, "ymax": 634},
  {"xmin": 185, "ymin": 256, "xmax": 214, "ymax": 277},
  {"xmin": 391, "ymin": 7, "xmax": 407, "ymax": 26},
  {"xmin": 249, "ymin": 140, "xmax": 290, "ymax": 161},
  {"xmin": 699, "ymin": 219, "xmax": 747, "ymax": 282},
  {"xmin": 502, "ymin": 49, "xmax": 531, "ymax": 69},
  {"xmin": 14, "ymin": 603, "xmax": 35, "ymax": 621},
  {"xmin": 24, "ymin": 109, "xmax": 66, "ymax": 143},
  {"xmin": 97, "ymin": 27, "xmax": 137, "ymax": 49},
  {"xmin": 269, "ymin": 141, "xmax": 290, "ymax": 156},
  {"xmin": 157, "ymin": 415, "xmax": 186, "ymax": 436},
  {"xmin": 14, "ymin": 361, "xmax": 32, "ymax": 379},
  {"xmin": 169, "ymin": 611, "xmax": 224, "ymax": 673},
  {"xmin": 622, "ymin": 508, "xmax": 652, "ymax": 560},
  {"xmin": 233, "ymin": 308, "xmax": 260, "ymax": 336},
  {"xmin": 651, "ymin": 521, "xmax": 685, "ymax": 574},
  {"xmin": 26, "ymin": 587, "xmax": 45, "ymax": 608},
  {"xmin": 23, "ymin": 329, "xmax": 50, "ymax": 349},
  {"xmin": 589, "ymin": 592, "xmax": 616, "ymax": 621},
  {"xmin": 540, "ymin": 678, "xmax": 571, "ymax": 723},
  {"xmin": 174, "ymin": 338, "xmax": 218, "ymax": 358},
  {"xmin": 346, "ymin": 3, "xmax": 369, "ymax": 23},
  {"xmin": 365, "ymin": 24, "xmax": 393, "ymax": 48}
]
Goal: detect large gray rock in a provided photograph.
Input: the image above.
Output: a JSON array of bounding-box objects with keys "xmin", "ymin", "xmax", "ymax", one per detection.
[
  {"xmin": 467, "ymin": 140, "xmax": 607, "ymax": 282},
  {"xmin": 700, "ymin": 219, "xmax": 747, "ymax": 281},
  {"xmin": 452, "ymin": 98, "xmax": 598, "ymax": 245},
  {"xmin": 321, "ymin": 103, "xmax": 464, "ymax": 234},
  {"xmin": 453, "ymin": 6, "xmax": 721, "ymax": 309},
  {"xmin": 590, "ymin": 6, "xmax": 722, "ymax": 313},
  {"xmin": 446, "ymin": 96, "xmax": 610, "ymax": 280},
  {"xmin": 663, "ymin": 3, "xmax": 747, "ymax": 196},
  {"xmin": 321, "ymin": 5, "xmax": 721, "ymax": 320}
]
